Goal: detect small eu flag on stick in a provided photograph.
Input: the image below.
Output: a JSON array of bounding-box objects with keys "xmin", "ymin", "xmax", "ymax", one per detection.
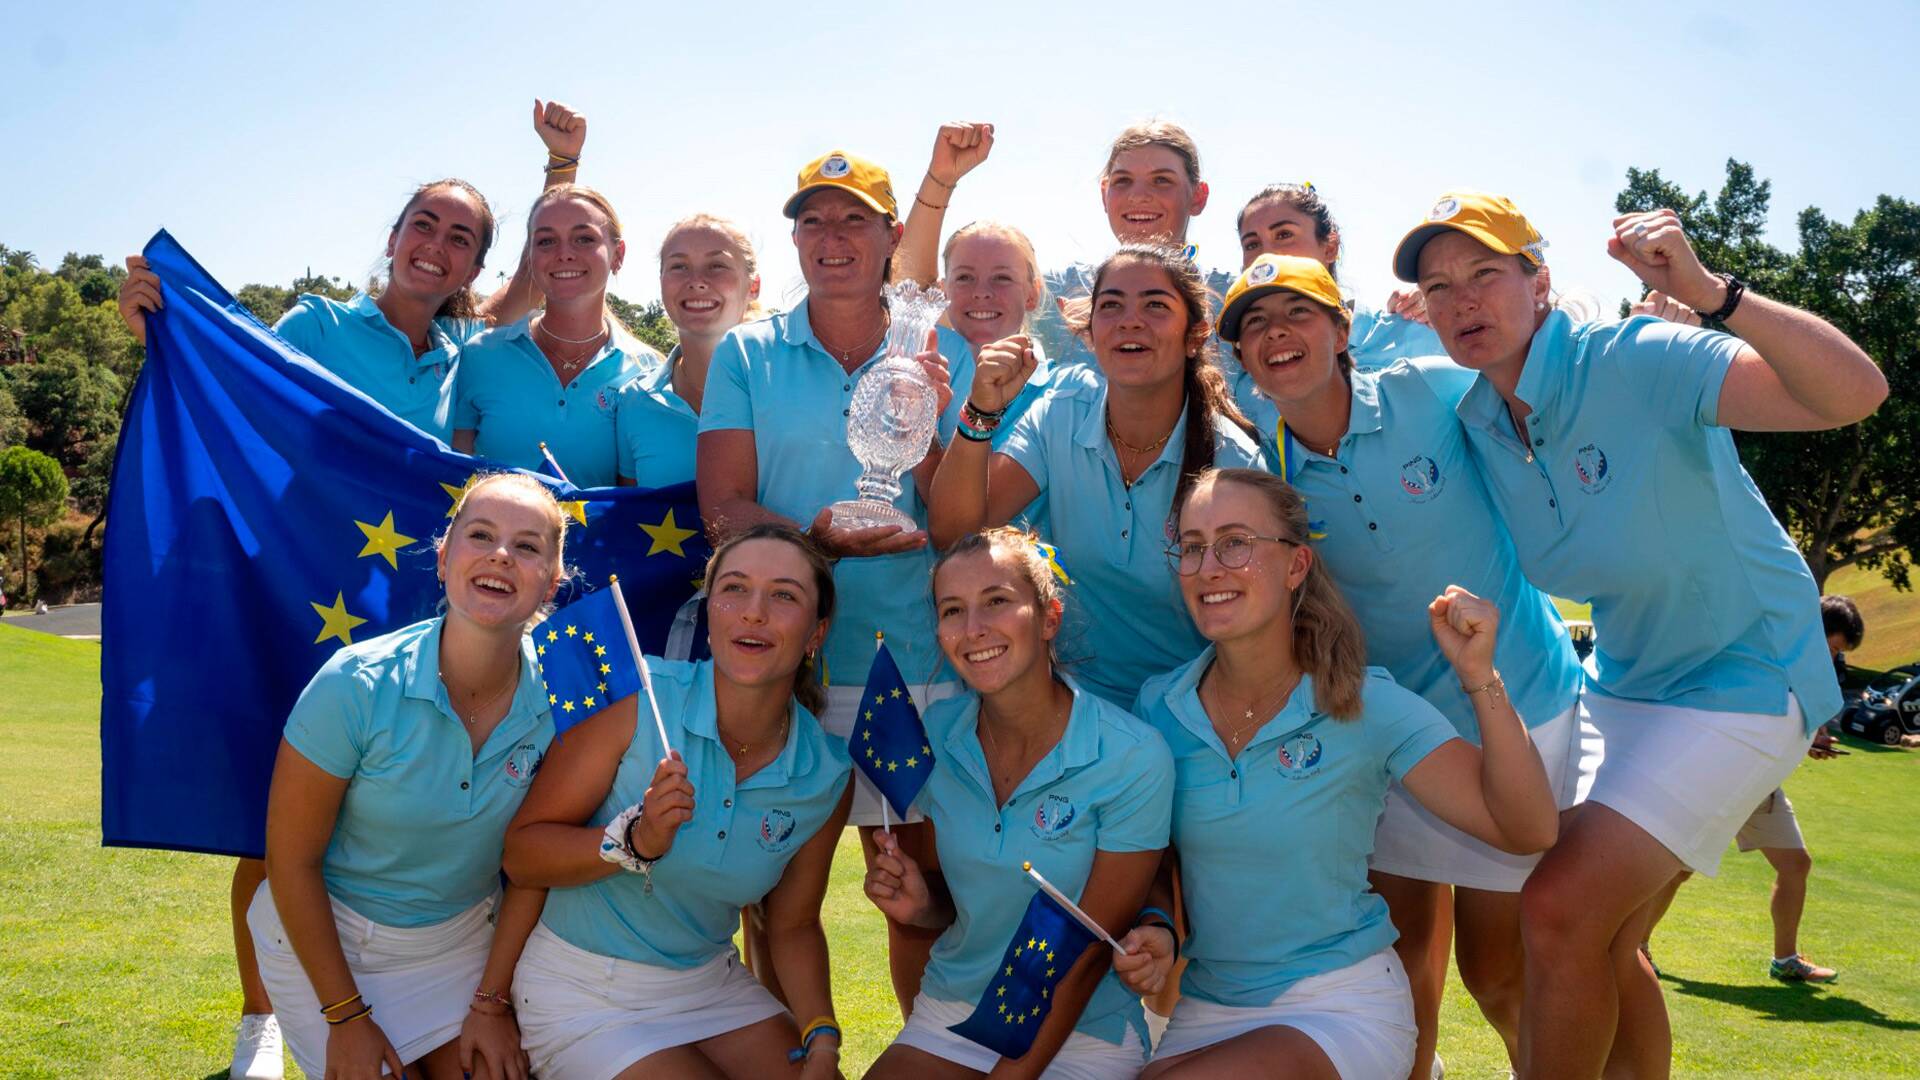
[
  {"xmin": 947, "ymin": 863, "xmax": 1107, "ymax": 1060},
  {"xmin": 537, "ymin": 577, "xmax": 669, "ymax": 749},
  {"xmin": 852, "ymin": 633, "xmax": 934, "ymax": 826}
]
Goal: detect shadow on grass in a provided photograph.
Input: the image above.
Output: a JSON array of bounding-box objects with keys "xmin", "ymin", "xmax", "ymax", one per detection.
[{"xmin": 1663, "ymin": 973, "xmax": 1920, "ymax": 1031}]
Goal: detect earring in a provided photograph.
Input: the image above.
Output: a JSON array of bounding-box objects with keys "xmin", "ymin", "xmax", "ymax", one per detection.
[{"xmin": 1536, "ymin": 301, "xmax": 1548, "ymax": 311}]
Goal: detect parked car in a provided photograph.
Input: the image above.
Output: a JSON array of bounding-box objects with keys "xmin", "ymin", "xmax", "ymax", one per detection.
[{"xmin": 1838, "ymin": 664, "xmax": 1920, "ymax": 746}]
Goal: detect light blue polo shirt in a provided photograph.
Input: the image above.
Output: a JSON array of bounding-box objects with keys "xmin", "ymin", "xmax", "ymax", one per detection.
[
  {"xmin": 283, "ymin": 617, "xmax": 554, "ymax": 928},
  {"xmin": 452, "ymin": 316, "xmax": 650, "ymax": 488},
  {"xmin": 615, "ymin": 347, "xmax": 698, "ymax": 489},
  {"xmin": 997, "ymin": 369, "xmax": 1267, "ymax": 706},
  {"xmin": 1262, "ymin": 360, "xmax": 1582, "ymax": 741},
  {"xmin": 1455, "ymin": 312, "xmax": 1840, "ymax": 734},
  {"xmin": 539, "ymin": 658, "xmax": 852, "ymax": 968},
  {"xmin": 914, "ymin": 679, "xmax": 1173, "ymax": 1048},
  {"xmin": 699, "ymin": 300, "xmax": 979, "ymax": 686},
  {"xmin": 1134, "ymin": 655, "xmax": 1456, "ymax": 1005},
  {"xmin": 275, "ymin": 292, "xmax": 484, "ymax": 441},
  {"xmin": 1226, "ymin": 303, "xmax": 1443, "ymax": 437}
]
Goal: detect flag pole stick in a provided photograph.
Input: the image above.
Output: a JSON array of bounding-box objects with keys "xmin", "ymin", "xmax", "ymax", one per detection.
[
  {"xmin": 1023, "ymin": 861, "xmax": 1125, "ymax": 955},
  {"xmin": 875, "ymin": 630, "xmax": 890, "ymax": 834},
  {"xmin": 538, "ymin": 441, "xmax": 572, "ymax": 486},
  {"xmin": 608, "ymin": 576, "xmax": 672, "ymax": 755}
]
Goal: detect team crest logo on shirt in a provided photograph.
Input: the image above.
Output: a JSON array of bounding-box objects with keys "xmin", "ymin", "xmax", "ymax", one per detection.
[
  {"xmin": 821, "ymin": 155, "xmax": 852, "ymax": 178},
  {"xmin": 756, "ymin": 809, "xmax": 798, "ymax": 854},
  {"xmin": 1247, "ymin": 261, "xmax": 1279, "ymax": 285},
  {"xmin": 1399, "ymin": 455, "xmax": 1445, "ymax": 503},
  {"xmin": 503, "ymin": 741, "xmax": 543, "ymax": 789},
  {"xmin": 1427, "ymin": 197, "xmax": 1461, "ymax": 222},
  {"xmin": 1030, "ymin": 794, "xmax": 1077, "ymax": 841},
  {"xmin": 1276, "ymin": 732, "xmax": 1324, "ymax": 779},
  {"xmin": 595, "ymin": 387, "xmax": 616, "ymax": 415},
  {"xmin": 1574, "ymin": 443, "xmax": 1612, "ymax": 494}
]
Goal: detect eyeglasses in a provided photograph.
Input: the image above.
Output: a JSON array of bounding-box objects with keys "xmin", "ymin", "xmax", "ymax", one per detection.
[{"xmin": 1166, "ymin": 534, "xmax": 1298, "ymax": 575}]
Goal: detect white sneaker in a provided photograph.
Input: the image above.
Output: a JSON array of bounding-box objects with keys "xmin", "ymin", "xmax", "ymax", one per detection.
[{"xmin": 229, "ymin": 1013, "xmax": 284, "ymax": 1080}]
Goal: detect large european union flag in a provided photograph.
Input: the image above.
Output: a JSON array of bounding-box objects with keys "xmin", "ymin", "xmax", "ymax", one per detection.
[
  {"xmin": 537, "ymin": 582, "xmax": 645, "ymax": 738},
  {"xmin": 948, "ymin": 886, "xmax": 1102, "ymax": 1060},
  {"xmin": 101, "ymin": 231, "xmax": 709, "ymax": 858},
  {"xmin": 850, "ymin": 641, "xmax": 934, "ymax": 820}
]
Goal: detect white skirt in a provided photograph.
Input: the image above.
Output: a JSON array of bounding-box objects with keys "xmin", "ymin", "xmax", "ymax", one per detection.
[
  {"xmin": 513, "ymin": 922, "xmax": 786, "ymax": 1079},
  {"xmin": 1152, "ymin": 948, "xmax": 1415, "ymax": 1080},
  {"xmin": 892, "ymin": 992, "xmax": 1147, "ymax": 1080},
  {"xmin": 1369, "ymin": 699, "xmax": 1582, "ymax": 892},
  {"xmin": 820, "ymin": 680, "xmax": 960, "ymax": 826},
  {"xmin": 1575, "ymin": 691, "xmax": 1811, "ymax": 875},
  {"xmin": 247, "ymin": 882, "xmax": 495, "ymax": 1078}
]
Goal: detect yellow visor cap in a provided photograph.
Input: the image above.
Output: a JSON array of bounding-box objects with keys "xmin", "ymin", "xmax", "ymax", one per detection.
[
  {"xmin": 1217, "ymin": 254, "xmax": 1348, "ymax": 343},
  {"xmin": 1393, "ymin": 191, "xmax": 1547, "ymax": 283},
  {"xmin": 783, "ymin": 150, "xmax": 897, "ymax": 219}
]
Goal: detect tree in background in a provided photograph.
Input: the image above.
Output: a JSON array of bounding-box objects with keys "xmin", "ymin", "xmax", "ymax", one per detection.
[
  {"xmin": 0, "ymin": 445, "xmax": 68, "ymax": 600},
  {"xmin": 607, "ymin": 294, "xmax": 678, "ymax": 356},
  {"xmin": 1617, "ymin": 161, "xmax": 1918, "ymax": 591},
  {"xmin": 236, "ymin": 269, "xmax": 355, "ymax": 325}
]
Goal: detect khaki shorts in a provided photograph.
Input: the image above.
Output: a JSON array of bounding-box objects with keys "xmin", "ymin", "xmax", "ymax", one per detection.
[{"xmin": 1734, "ymin": 788, "xmax": 1806, "ymax": 852}]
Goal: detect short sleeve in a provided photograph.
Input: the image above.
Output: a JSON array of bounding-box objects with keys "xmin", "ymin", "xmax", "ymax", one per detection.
[
  {"xmin": 1405, "ymin": 355, "xmax": 1478, "ymax": 411},
  {"xmin": 274, "ymin": 300, "xmax": 326, "ymax": 359},
  {"xmin": 613, "ymin": 381, "xmax": 645, "ymax": 479},
  {"xmin": 1598, "ymin": 316, "xmax": 1742, "ymax": 429},
  {"xmin": 451, "ymin": 361, "xmax": 483, "ymax": 430},
  {"xmin": 996, "ymin": 392, "xmax": 1056, "ymax": 493},
  {"xmin": 698, "ymin": 330, "xmax": 756, "ymax": 434},
  {"xmin": 1093, "ymin": 727, "xmax": 1174, "ymax": 854},
  {"xmin": 1364, "ymin": 677, "xmax": 1459, "ymax": 781},
  {"xmin": 434, "ymin": 315, "xmax": 489, "ymax": 347},
  {"xmin": 281, "ymin": 657, "xmax": 371, "ymax": 780}
]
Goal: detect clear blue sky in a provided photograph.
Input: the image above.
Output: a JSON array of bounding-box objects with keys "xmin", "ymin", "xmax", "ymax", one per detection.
[{"xmin": 3, "ymin": 1, "xmax": 1915, "ymax": 314}]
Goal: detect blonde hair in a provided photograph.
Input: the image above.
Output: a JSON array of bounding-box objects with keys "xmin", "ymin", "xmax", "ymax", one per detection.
[
  {"xmin": 660, "ymin": 213, "xmax": 770, "ymax": 322},
  {"xmin": 1102, "ymin": 119, "xmax": 1202, "ymax": 186},
  {"xmin": 1181, "ymin": 468, "xmax": 1368, "ymax": 720},
  {"xmin": 438, "ymin": 472, "xmax": 573, "ymax": 625},
  {"xmin": 941, "ymin": 221, "xmax": 1045, "ymax": 332},
  {"xmin": 932, "ymin": 526, "xmax": 1067, "ymax": 667}
]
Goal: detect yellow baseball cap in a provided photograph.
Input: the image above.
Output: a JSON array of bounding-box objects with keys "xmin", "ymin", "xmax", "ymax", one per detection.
[
  {"xmin": 1217, "ymin": 254, "xmax": 1348, "ymax": 343},
  {"xmin": 782, "ymin": 150, "xmax": 897, "ymax": 219},
  {"xmin": 1392, "ymin": 191, "xmax": 1547, "ymax": 283}
]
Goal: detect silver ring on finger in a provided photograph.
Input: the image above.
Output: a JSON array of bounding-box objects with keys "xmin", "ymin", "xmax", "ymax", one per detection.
[{"xmin": 1633, "ymin": 222, "xmax": 1649, "ymax": 238}]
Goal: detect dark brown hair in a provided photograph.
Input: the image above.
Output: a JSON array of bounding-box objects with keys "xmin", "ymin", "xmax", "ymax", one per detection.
[
  {"xmin": 389, "ymin": 178, "xmax": 496, "ymax": 320},
  {"xmin": 702, "ymin": 523, "xmax": 836, "ymax": 716},
  {"xmin": 1237, "ymin": 183, "xmax": 1339, "ymax": 267},
  {"xmin": 1065, "ymin": 244, "xmax": 1256, "ymax": 514}
]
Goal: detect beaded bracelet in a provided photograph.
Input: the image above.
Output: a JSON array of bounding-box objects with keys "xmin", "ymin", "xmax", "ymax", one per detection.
[
  {"xmin": 914, "ymin": 193, "xmax": 948, "ymax": 212},
  {"xmin": 471, "ymin": 989, "xmax": 513, "ymax": 1013},
  {"xmin": 924, "ymin": 172, "xmax": 956, "ymax": 191}
]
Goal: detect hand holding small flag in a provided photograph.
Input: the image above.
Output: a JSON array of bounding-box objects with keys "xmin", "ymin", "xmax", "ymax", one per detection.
[
  {"xmin": 634, "ymin": 752, "xmax": 694, "ymax": 858},
  {"xmin": 863, "ymin": 828, "xmax": 937, "ymax": 928},
  {"xmin": 1111, "ymin": 923, "xmax": 1177, "ymax": 996}
]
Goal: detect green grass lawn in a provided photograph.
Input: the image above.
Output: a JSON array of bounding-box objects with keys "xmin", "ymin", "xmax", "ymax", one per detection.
[{"xmin": 5, "ymin": 623, "xmax": 1919, "ymax": 1077}]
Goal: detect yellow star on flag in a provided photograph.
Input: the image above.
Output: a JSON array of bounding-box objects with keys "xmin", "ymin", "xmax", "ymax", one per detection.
[
  {"xmin": 562, "ymin": 700, "xmax": 576, "ymax": 713},
  {"xmin": 583, "ymin": 696, "xmax": 597, "ymax": 708},
  {"xmin": 874, "ymin": 694, "xmax": 884, "ymax": 705},
  {"xmin": 583, "ymin": 632, "xmax": 595, "ymax": 643},
  {"xmin": 600, "ymin": 662, "xmax": 612, "ymax": 675},
  {"xmin": 1005, "ymin": 964, "xmax": 1014, "ymax": 977},
  {"xmin": 560, "ymin": 500, "xmax": 589, "ymax": 527},
  {"xmin": 905, "ymin": 756, "xmax": 918, "ymax": 768},
  {"xmin": 548, "ymin": 693, "xmax": 557, "ymax": 705},
  {"xmin": 565, "ymin": 624, "xmax": 578, "ymax": 637},
  {"xmin": 595, "ymin": 645, "xmax": 607, "ymax": 657},
  {"xmin": 865, "ymin": 747, "xmax": 874, "ymax": 758},
  {"xmin": 890, "ymin": 687, "xmax": 903, "ymax": 699},
  {"xmin": 353, "ymin": 511, "xmax": 415, "ymax": 570},
  {"xmin": 921, "ymin": 744, "xmax": 932, "ymax": 756},
  {"xmin": 597, "ymin": 682, "xmax": 608, "ymax": 694},
  {"xmin": 998, "ymin": 1003, "xmax": 1008, "ymax": 1014},
  {"xmin": 547, "ymin": 629, "xmax": 559, "ymax": 642},
  {"xmin": 440, "ymin": 474, "xmax": 479, "ymax": 516},
  {"xmin": 1038, "ymin": 938, "xmax": 1048, "ymax": 952},
  {"xmin": 310, "ymin": 592, "xmax": 368, "ymax": 646},
  {"xmin": 886, "ymin": 761, "xmax": 898, "ymax": 772},
  {"xmin": 1027, "ymin": 937, "xmax": 1037, "ymax": 950},
  {"xmin": 640, "ymin": 508, "xmax": 699, "ymax": 557},
  {"xmin": 1031, "ymin": 1006, "xmax": 1041, "ymax": 1017},
  {"xmin": 537, "ymin": 644, "xmax": 546, "ymax": 656},
  {"xmin": 996, "ymin": 986, "xmax": 1007, "ymax": 997},
  {"xmin": 1016, "ymin": 1014, "xmax": 1025, "ymax": 1025}
]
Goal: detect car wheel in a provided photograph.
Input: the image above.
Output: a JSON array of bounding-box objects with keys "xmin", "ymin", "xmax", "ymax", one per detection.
[{"xmin": 1883, "ymin": 723, "xmax": 1904, "ymax": 747}]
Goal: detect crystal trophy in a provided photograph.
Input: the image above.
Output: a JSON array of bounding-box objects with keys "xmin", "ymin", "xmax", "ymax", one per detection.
[{"xmin": 827, "ymin": 282, "xmax": 951, "ymax": 531}]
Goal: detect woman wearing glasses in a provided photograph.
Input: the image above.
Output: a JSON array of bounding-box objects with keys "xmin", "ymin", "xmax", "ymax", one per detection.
[
  {"xmin": 1113, "ymin": 468, "xmax": 1557, "ymax": 1079},
  {"xmin": 1214, "ymin": 254, "xmax": 1584, "ymax": 1076}
]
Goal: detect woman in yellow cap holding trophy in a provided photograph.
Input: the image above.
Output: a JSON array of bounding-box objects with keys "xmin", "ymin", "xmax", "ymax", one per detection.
[
  {"xmin": 1214, "ymin": 253, "xmax": 1585, "ymax": 1078},
  {"xmin": 1394, "ymin": 191, "xmax": 1886, "ymax": 1077},
  {"xmin": 697, "ymin": 148, "xmax": 979, "ymax": 1018}
]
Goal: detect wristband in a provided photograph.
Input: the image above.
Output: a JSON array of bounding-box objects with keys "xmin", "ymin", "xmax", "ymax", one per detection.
[
  {"xmin": 1701, "ymin": 272, "xmax": 1745, "ymax": 323},
  {"xmin": 319, "ymin": 992, "xmax": 363, "ymax": 1016},
  {"xmin": 1136, "ymin": 906, "xmax": 1180, "ymax": 961},
  {"xmin": 599, "ymin": 804, "xmax": 661, "ymax": 894},
  {"xmin": 327, "ymin": 1004, "xmax": 374, "ymax": 1027},
  {"xmin": 924, "ymin": 171, "xmax": 956, "ymax": 191}
]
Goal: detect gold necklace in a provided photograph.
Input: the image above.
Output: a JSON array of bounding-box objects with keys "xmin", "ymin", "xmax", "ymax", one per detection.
[
  {"xmin": 448, "ymin": 669, "xmax": 518, "ymax": 726},
  {"xmin": 818, "ymin": 314, "xmax": 889, "ymax": 366},
  {"xmin": 1204, "ymin": 668, "xmax": 1302, "ymax": 750},
  {"xmin": 719, "ymin": 711, "xmax": 789, "ymax": 760},
  {"xmin": 1105, "ymin": 410, "xmax": 1175, "ymax": 457}
]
